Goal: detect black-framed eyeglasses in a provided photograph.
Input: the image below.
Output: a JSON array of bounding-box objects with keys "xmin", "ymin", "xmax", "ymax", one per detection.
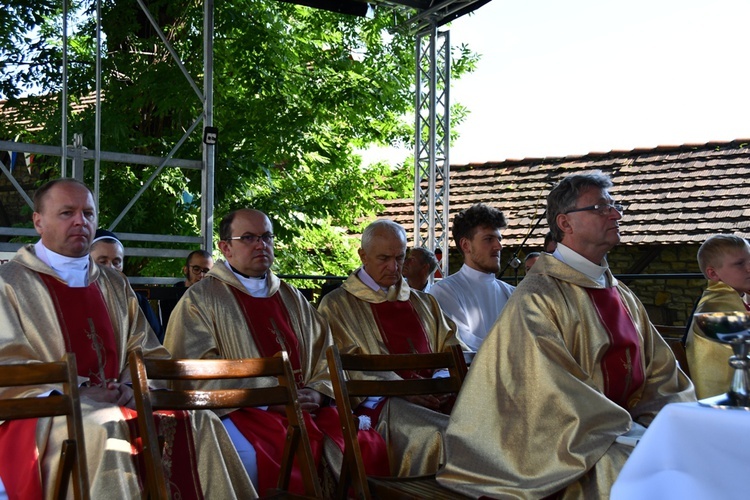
[
  {"xmin": 190, "ymin": 265, "xmax": 211, "ymax": 274},
  {"xmin": 225, "ymin": 232, "xmax": 274, "ymax": 245},
  {"xmin": 565, "ymin": 203, "xmax": 625, "ymax": 216}
]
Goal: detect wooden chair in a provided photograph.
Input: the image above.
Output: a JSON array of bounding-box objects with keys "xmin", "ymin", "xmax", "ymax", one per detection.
[
  {"xmin": 655, "ymin": 325, "xmax": 691, "ymax": 378},
  {"xmin": 128, "ymin": 348, "xmax": 322, "ymax": 499},
  {"xmin": 326, "ymin": 344, "xmax": 471, "ymax": 500},
  {"xmin": 0, "ymin": 353, "xmax": 90, "ymax": 500}
]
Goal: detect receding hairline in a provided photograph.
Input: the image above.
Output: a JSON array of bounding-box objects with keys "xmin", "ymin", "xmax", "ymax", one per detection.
[
  {"xmin": 219, "ymin": 208, "xmax": 272, "ymax": 241},
  {"xmin": 33, "ymin": 178, "xmax": 94, "ymax": 214}
]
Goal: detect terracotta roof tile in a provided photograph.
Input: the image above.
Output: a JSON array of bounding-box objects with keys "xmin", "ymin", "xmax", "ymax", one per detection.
[{"xmin": 380, "ymin": 139, "xmax": 750, "ymax": 247}]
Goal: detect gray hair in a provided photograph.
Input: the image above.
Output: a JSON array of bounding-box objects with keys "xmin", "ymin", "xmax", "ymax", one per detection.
[
  {"xmin": 546, "ymin": 171, "xmax": 613, "ymax": 242},
  {"xmin": 410, "ymin": 247, "xmax": 439, "ymax": 274},
  {"xmin": 361, "ymin": 219, "xmax": 406, "ymax": 251},
  {"xmin": 524, "ymin": 251, "xmax": 541, "ymax": 263}
]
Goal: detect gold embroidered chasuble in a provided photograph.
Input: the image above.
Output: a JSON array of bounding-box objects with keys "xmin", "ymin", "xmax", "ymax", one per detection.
[
  {"xmin": 0, "ymin": 245, "xmax": 253, "ymax": 499},
  {"xmin": 164, "ymin": 262, "xmax": 333, "ymax": 398},
  {"xmin": 317, "ymin": 271, "xmax": 459, "ymax": 476},
  {"xmin": 686, "ymin": 280, "xmax": 746, "ymax": 399},
  {"xmin": 436, "ymin": 254, "xmax": 695, "ymax": 499},
  {"xmin": 164, "ymin": 261, "xmax": 352, "ymax": 489}
]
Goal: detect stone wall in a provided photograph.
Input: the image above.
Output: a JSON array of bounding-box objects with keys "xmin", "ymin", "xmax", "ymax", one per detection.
[{"xmin": 444, "ymin": 243, "xmax": 707, "ymax": 329}]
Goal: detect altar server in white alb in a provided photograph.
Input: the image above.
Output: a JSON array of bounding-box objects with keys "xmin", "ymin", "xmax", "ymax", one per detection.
[{"xmin": 429, "ymin": 203, "xmax": 514, "ymax": 352}]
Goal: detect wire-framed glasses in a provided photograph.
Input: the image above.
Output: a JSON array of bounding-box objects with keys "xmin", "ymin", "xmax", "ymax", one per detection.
[
  {"xmin": 565, "ymin": 203, "xmax": 625, "ymax": 216},
  {"xmin": 225, "ymin": 232, "xmax": 274, "ymax": 245}
]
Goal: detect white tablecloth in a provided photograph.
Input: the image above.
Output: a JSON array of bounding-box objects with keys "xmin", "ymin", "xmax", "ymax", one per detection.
[{"xmin": 611, "ymin": 402, "xmax": 750, "ymax": 500}]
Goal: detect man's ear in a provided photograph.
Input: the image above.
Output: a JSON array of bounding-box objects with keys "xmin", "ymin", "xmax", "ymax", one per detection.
[
  {"xmin": 218, "ymin": 240, "xmax": 231, "ymax": 259},
  {"xmin": 459, "ymin": 237, "xmax": 471, "ymax": 255},
  {"xmin": 32, "ymin": 212, "xmax": 42, "ymax": 234},
  {"xmin": 556, "ymin": 213, "xmax": 573, "ymax": 235},
  {"xmin": 358, "ymin": 247, "xmax": 366, "ymax": 263}
]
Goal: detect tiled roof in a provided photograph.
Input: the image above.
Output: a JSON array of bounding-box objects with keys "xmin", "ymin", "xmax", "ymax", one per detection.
[{"xmin": 380, "ymin": 139, "xmax": 750, "ymax": 248}]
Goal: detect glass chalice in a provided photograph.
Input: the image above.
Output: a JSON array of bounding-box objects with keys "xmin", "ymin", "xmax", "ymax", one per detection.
[{"xmin": 693, "ymin": 311, "xmax": 750, "ymax": 409}]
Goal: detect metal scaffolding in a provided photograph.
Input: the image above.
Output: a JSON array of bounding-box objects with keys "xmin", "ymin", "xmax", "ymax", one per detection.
[
  {"xmin": 0, "ymin": 0, "xmax": 490, "ymax": 277},
  {"xmin": 414, "ymin": 27, "xmax": 451, "ymax": 278}
]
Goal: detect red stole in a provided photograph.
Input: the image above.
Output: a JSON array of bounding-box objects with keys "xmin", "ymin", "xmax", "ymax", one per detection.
[
  {"xmin": 227, "ymin": 288, "xmax": 389, "ymax": 494},
  {"xmin": 355, "ymin": 299, "xmax": 442, "ymax": 423},
  {"xmin": 38, "ymin": 274, "xmax": 201, "ymax": 499},
  {"xmin": 40, "ymin": 274, "xmax": 119, "ymax": 384},
  {"xmin": 0, "ymin": 275, "xmax": 123, "ymax": 500},
  {"xmin": 369, "ymin": 300, "xmax": 433, "ymax": 378},
  {"xmin": 586, "ymin": 287, "xmax": 645, "ymax": 408},
  {"xmin": 0, "ymin": 420, "xmax": 42, "ymax": 499},
  {"xmin": 228, "ymin": 289, "xmax": 304, "ymax": 386}
]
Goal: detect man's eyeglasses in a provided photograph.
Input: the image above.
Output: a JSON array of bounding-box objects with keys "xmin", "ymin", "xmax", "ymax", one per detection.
[
  {"xmin": 190, "ymin": 265, "xmax": 211, "ymax": 275},
  {"xmin": 225, "ymin": 232, "xmax": 274, "ymax": 245},
  {"xmin": 565, "ymin": 203, "xmax": 625, "ymax": 216}
]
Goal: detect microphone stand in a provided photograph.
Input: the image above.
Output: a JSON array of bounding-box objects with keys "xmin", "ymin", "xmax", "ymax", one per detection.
[{"xmin": 498, "ymin": 210, "xmax": 547, "ymax": 283}]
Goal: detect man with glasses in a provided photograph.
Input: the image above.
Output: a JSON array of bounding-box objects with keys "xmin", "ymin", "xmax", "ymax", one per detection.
[
  {"xmin": 183, "ymin": 249, "xmax": 214, "ymax": 287},
  {"xmin": 164, "ymin": 208, "xmax": 387, "ymax": 495},
  {"xmin": 438, "ymin": 171, "xmax": 695, "ymax": 498},
  {"xmin": 159, "ymin": 249, "xmax": 214, "ymax": 332}
]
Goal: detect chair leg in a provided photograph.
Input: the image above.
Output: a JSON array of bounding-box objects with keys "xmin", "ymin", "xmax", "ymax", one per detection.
[
  {"xmin": 54, "ymin": 439, "xmax": 76, "ymax": 500},
  {"xmin": 335, "ymin": 467, "xmax": 350, "ymax": 500}
]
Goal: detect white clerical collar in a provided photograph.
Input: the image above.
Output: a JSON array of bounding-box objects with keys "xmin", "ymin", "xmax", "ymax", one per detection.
[
  {"xmin": 461, "ymin": 263, "xmax": 497, "ymax": 282},
  {"xmin": 35, "ymin": 240, "xmax": 90, "ymax": 287},
  {"xmin": 357, "ymin": 267, "xmax": 389, "ymax": 293},
  {"xmin": 553, "ymin": 243, "xmax": 609, "ymax": 286},
  {"xmin": 224, "ymin": 260, "xmax": 268, "ymax": 297}
]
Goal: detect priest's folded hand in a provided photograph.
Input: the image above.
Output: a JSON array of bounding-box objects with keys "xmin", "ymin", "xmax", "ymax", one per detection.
[
  {"xmin": 402, "ymin": 394, "xmax": 443, "ymax": 411},
  {"xmin": 296, "ymin": 388, "xmax": 322, "ymax": 413}
]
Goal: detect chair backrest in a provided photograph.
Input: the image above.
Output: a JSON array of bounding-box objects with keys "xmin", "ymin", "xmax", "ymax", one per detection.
[
  {"xmin": 655, "ymin": 325, "xmax": 691, "ymax": 378},
  {"xmin": 128, "ymin": 348, "xmax": 322, "ymax": 499},
  {"xmin": 325, "ymin": 344, "xmax": 467, "ymax": 500},
  {"xmin": 0, "ymin": 353, "xmax": 90, "ymax": 500}
]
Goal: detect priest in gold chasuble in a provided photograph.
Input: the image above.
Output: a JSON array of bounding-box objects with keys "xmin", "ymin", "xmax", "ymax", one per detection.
[
  {"xmin": 318, "ymin": 219, "xmax": 459, "ymax": 477},
  {"xmin": 437, "ymin": 172, "xmax": 695, "ymax": 499},
  {"xmin": 0, "ymin": 179, "xmax": 252, "ymax": 499},
  {"xmin": 165, "ymin": 209, "xmax": 389, "ymax": 497}
]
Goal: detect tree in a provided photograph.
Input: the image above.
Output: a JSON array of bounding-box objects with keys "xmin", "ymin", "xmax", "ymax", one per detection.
[{"xmin": 0, "ymin": 0, "xmax": 477, "ymax": 282}]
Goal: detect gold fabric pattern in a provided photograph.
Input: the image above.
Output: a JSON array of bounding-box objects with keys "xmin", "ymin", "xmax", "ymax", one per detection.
[
  {"xmin": 318, "ymin": 271, "xmax": 458, "ymax": 476},
  {"xmin": 164, "ymin": 262, "xmax": 334, "ymax": 400},
  {"xmin": 686, "ymin": 280, "xmax": 742, "ymax": 398},
  {"xmin": 0, "ymin": 246, "xmax": 254, "ymax": 499},
  {"xmin": 436, "ymin": 254, "xmax": 695, "ymax": 499}
]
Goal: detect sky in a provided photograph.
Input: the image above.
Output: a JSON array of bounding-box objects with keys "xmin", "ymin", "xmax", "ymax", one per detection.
[{"xmin": 368, "ymin": 0, "xmax": 750, "ymax": 165}]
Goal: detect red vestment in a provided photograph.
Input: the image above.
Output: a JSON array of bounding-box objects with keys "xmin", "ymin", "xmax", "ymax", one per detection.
[
  {"xmin": 0, "ymin": 276, "xmax": 203, "ymax": 499},
  {"xmin": 587, "ymin": 287, "xmax": 645, "ymax": 407},
  {"xmin": 228, "ymin": 290, "xmax": 389, "ymax": 495}
]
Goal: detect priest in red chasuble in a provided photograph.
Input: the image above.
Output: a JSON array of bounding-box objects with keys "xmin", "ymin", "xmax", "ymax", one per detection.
[
  {"xmin": 0, "ymin": 179, "xmax": 252, "ymax": 499},
  {"xmin": 436, "ymin": 171, "xmax": 696, "ymax": 499},
  {"xmin": 164, "ymin": 208, "xmax": 388, "ymax": 496},
  {"xmin": 317, "ymin": 219, "xmax": 459, "ymax": 477}
]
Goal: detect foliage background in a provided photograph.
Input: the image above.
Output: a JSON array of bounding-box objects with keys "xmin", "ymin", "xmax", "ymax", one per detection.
[{"xmin": 0, "ymin": 0, "xmax": 477, "ymax": 285}]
